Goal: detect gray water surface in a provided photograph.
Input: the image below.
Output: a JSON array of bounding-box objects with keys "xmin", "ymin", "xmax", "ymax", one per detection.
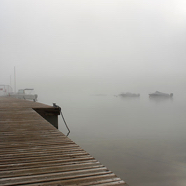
[{"xmin": 35, "ymin": 77, "xmax": 186, "ymax": 186}]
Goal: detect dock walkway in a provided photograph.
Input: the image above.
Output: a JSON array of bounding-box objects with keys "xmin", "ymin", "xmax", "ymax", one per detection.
[{"xmin": 0, "ymin": 97, "xmax": 126, "ymax": 185}]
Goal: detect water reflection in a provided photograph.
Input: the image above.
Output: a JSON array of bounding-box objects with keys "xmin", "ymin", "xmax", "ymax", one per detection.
[{"xmin": 149, "ymin": 96, "xmax": 173, "ymax": 103}]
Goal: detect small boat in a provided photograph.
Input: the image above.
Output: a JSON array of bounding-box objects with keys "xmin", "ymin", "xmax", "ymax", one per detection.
[
  {"xmin": 1, "ymin": 69, "xmax": 38, "ymax": 101},
  {"xmin": 119, "ymin": 92, "xmax": 140, "ymax": 97},
  {"xmin": 0, "ymin": 85, "xmax": 38, "ymax": 101},
  {"xmin": 10, "ymin": 88, "xmax": 38, "ymax": 102},
  {"xmin": 149, "ymin": 91, "xmax": 173, "ymax": 98}
]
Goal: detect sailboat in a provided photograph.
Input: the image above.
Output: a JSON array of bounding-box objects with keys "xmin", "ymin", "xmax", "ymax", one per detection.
[
  {"xmin": 0, "ymin": 85, "xmax": 38, "ymax": 102},
  {"xmin": 10, "ymin": 88, "xmax": 38, "ymax": 102},
  {"xmin": 0, "ymin": 67, "xmax": 38, "ymax": 101}
]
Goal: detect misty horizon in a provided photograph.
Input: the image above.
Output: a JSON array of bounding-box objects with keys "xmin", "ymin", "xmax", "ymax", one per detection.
[{"xmin": 1, "ymin": 0, "xmax": 186, "ymax": 82}]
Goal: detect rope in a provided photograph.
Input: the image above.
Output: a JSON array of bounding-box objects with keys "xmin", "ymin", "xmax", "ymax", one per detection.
[{"xmin": 53, "ymin": 103, "xmax": 70, "ymax": 136}]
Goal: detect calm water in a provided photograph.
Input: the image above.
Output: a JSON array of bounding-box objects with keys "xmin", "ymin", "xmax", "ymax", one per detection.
[{"xmin": 33, "ymin": 76, "xmax": 186, "ymax": 186}]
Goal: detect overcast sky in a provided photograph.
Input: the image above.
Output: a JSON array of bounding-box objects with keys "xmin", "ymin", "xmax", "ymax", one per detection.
[{"xmin": 1, "ymin": 0, "xmax": 186, "ymax": 84}]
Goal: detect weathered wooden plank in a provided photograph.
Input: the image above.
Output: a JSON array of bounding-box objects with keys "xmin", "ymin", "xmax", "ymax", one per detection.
[
  {"xmin": 0, "ymin": 163, "xmax": 104, "ymax": 178},
  {"xmin": 0, "ymin": 147, "xmax": 83, "ymax": 156},
  {"xmin": 0, "ymin": 150, "xmax": 86, "ymax": 159},
  {"xmin": 0, "ymin": 145, "xmax": 81, "ymax": 154},
  {"xmin": 23, "ymin": 175, "xmax": 122, "ymax": 186},
  {"xmin": 0, "ymin": 157, "xmax": 97, "ymax": 171},
  {"xmin": 0, "ymin": 168, "xmax": 112, "ymax": 185},
  {"xmin": 0, "ymin": 152, "xmax": 90, "ymax": 162}
]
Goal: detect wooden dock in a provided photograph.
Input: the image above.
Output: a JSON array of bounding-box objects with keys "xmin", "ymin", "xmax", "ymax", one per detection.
[{"xmin": 0, "ymin": 97, "xmax": 126, "ymax": 185}]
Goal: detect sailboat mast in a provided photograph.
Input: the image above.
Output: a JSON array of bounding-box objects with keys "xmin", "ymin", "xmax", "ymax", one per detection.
[{"xmin": 14, "ymin": 66, "xmax": 16, "ymax": 93}]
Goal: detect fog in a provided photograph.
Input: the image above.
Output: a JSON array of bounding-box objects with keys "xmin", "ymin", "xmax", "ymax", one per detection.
[
  {"xmin": 1, "ymin": 0, "xmax": 186, "ymax": 80},
  {"xmin": 1, "ymin": 1, "xmax": 186, "ymax": 185}
]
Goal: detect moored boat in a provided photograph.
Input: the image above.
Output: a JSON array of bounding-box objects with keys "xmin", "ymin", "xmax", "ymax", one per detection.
[
  {"xmin": 0, "ymin": 85, "xmax": 38, "ymax": 101},
  {"xmin": 119, "ymin": 92, "xmax": 140, "ymax": 97},
  {"xmin": 149, "ymin": 91, "xmax": 173, "ymax": 98},
  {"xmin": 10, "ymin": 88, "xmax": 38, "ymax": 101}
]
